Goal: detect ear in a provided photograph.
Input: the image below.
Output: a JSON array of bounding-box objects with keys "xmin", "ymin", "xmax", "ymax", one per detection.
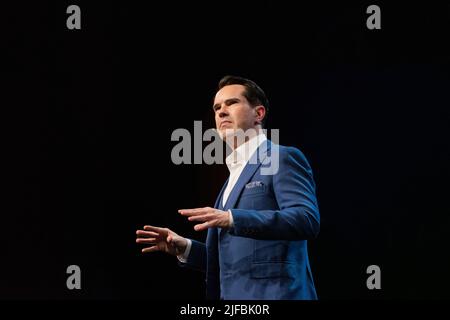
[{"xmin": 254, "ymin": 105, "xmax": 266, "ymax": 125}]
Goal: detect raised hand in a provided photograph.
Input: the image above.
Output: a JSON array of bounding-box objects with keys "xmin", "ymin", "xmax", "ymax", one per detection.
[
  {"xmin": 179, "ymin": 207, "xmax": 231, "ymax": 231},
  {"xmin": 136, "ymin": 225, "xmax": 188, "ymax": 256}
]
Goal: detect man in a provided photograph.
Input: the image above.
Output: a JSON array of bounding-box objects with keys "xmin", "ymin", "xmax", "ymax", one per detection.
[{"xmin": 136, "ymin": 76, "xmax": 320, "ymax": 299}]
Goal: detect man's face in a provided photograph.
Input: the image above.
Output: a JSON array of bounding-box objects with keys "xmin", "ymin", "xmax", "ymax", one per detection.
[{"xmin": 213, "ymin": 84, "xmax": 260, "ymax": 138}]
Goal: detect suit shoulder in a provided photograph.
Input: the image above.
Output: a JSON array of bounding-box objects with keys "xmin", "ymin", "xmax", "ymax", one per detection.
[
  {"xmin": 270, "ymin": 144, "xmax": 313, "ymax": 175},
  {"xmin": 274, "ymin": 144, "xmax": 309, "ymax": 163}
]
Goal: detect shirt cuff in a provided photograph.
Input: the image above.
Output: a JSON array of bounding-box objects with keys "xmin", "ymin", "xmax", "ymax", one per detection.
[
  {"xmin": 228, "ymin": 209, "xmax": 234, "ymax": 228},
  {"xmin": 177, "ymin": 238, "xmax": 192, "ymax": 263}
]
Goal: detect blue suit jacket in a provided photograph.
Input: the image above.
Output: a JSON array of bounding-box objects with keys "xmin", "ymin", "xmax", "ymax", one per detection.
[{"xmin": 182, "ymin": 141, "xmax": 320, "ymax": 300}]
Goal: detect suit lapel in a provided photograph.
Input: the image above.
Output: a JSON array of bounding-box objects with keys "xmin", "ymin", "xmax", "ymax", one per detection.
[
  {"xmin": 222, "ymin": 141, "xmax": 270, "ymax": 211},
  {"xmin": 214, "ymin": 177, "xmax": 229, "ymax": 209},
  {"xmin": 218, "ymin": 141, "xmax": 270, "ymax": 239}
]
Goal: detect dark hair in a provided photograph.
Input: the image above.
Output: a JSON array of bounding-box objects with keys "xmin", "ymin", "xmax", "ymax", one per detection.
[{"xmin": 218, "ymin": 75, "xmax": 269, "ymax": 127}]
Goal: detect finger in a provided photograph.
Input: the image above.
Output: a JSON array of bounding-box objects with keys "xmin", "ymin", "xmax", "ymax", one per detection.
[
  {"xmin": 179, "ymin": 208, "xmax": 210, "ymax": 216},
  {"xmin": 143, "ymin": 226, "xmax": 165, "ymax": 233},
  {"xmin": 136, "ymin": 238, "xmax": 156, "ymax": 244},
  {"xmin": 187, "ymin": 214, "xmax": 215, "ymax": 222},
  {"xmin": 136, "ymin": 230, "xmax": 159, "ymax": 237},
  {"xmin": 194, "ymin": 221, "xmax": 212, "ymax": 232},
  {"xmin": 178, "ymin": 208, "xmax": 204, "ymax": 212},
  {"xmin": 142, "ymin": 246, "xmax": 159, "ymax": 253},
  {"xmin": 178, "ymin": 207, "xmax": 208, "ymax": 214}
]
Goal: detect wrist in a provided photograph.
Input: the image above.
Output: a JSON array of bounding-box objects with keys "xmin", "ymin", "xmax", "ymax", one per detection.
[{"xmin": 178, "ymin": 238, "xmax": 188, "ymax": 255}]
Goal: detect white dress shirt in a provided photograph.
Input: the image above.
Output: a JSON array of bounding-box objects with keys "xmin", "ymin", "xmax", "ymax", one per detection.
[
  {"xmin": 222, "ymin": 132, "xmax": 267, "ymax": 206},
  {"xmin": 178, "ymin": 132, "xmax": 267, "ymax": 262}
]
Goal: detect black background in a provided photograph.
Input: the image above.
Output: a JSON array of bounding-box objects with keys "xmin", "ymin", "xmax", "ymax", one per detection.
[{"xmin": 2, "ymin": 1, "xmax": 449, "ymax": 300}]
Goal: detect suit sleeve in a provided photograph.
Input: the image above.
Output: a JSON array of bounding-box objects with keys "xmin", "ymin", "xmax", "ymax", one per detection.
[
  {"xmin": 229, "ymin": 147, "xmax": 320, "ymax": 240},
  {"xmin": 178, "ymin": 239, "xmax": 206, "ymax": 272}
]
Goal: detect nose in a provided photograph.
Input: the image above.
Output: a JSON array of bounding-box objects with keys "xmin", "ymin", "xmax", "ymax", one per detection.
[{"xmin": 218, "ymin": 106, "xmax": 229, "ymax": 118}]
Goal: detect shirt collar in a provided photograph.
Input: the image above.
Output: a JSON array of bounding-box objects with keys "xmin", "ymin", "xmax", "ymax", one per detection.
[{"xmin": 225, "ymin": 133, "xmax": 267, "ymax": 169}]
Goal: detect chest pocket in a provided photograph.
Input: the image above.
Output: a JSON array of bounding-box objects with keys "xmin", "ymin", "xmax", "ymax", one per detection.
[{"xmin": 241, "ymin": 181, "xmax": 266, "ymax": 197}]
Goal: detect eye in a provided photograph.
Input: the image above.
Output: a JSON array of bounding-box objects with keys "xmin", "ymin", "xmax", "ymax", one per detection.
[
  {"xmin": 226, "ymin": 99, "xmax": 239, "ymax": 106},
  {"xmin": 213, "ymin": 105, "xmax": 220, "ymax": 112}
]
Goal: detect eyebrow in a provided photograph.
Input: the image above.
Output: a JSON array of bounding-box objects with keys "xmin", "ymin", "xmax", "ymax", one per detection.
[{"xmin": 212, "ymin": 97, "xmax": 241, "ymax": 111}]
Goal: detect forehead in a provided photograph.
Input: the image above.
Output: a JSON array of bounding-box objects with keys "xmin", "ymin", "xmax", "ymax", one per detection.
[{"xmin": 214, "ymin": 84, "xmax": 246, "ymax": 103}]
